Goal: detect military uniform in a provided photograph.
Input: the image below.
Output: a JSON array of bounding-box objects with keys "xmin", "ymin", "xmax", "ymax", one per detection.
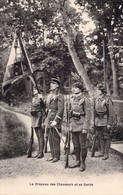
[
  {"xmin": 69, "ymin": 82, "xmax": 91, "ymax": 171},
  {"xmin": 31, "ymin": 93, "xmax": 46, "ymax": 158},
  {"xmin": 94, "ymin": 84, "xmax": 114, "ymax": 160},
  {"xmin": 45, "ymin": 78, "xmax": 64, "ymax": 162}
]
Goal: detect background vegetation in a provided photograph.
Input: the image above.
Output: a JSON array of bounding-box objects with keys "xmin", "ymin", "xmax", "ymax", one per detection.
[
  {"xmin": 0, "ymin": 108, "xmax": 30, "ymax": 158},
  {"xmin": 0, "ymin": 0, "xmax": 123, "ymax": 97}
]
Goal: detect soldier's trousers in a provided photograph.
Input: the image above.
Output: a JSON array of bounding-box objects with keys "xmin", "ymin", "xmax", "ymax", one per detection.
[
  {"xmin": 96, "ymin": 126, "xmax": 111, "ymax": 140},
  {"xmin": 96, "ymin": 126, "xmax": 111, "ymax": 155},
  {"xmin": 72, "ymin": 131, "xmax": 87, "ymax": 161},
  {"xmin": 72, "ymin": 131, "xmax": 87, "ymax": 149},
  {"xmin": 48, "ymin": 128, "xmax": 60, "ymax": 159},
  {"xmin": 35, "ymin": 127, "xmax": 45, "ymax": 155}
]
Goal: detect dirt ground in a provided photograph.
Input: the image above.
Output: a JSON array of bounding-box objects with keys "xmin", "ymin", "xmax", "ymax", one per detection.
[
  {"xmin": 0, "ymin": 147, "xmax": 123, "ymax": 195},
  {"xmin": 0, "ymin": 104, "xmax": 123, "ymax": 195}
]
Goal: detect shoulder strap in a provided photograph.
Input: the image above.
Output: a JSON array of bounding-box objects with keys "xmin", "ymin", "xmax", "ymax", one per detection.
[{"xmin": 79, "ymin": 97, "xmax": 85, "ymax": 106}]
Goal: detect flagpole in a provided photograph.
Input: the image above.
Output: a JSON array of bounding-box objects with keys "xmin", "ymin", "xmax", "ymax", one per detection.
[{"xmin": 17, "ymin": 31, "xmax": 42, "ymax": 94}]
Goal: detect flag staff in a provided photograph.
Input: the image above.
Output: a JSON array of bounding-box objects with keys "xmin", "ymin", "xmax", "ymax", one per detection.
[{"xmin": 17, "ymin": 30, "xmax": 43, "ymax": 94}]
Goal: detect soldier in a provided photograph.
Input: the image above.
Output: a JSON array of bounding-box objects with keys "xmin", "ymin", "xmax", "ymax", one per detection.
[
  {"xmin": 30, "ymin": 86, "xmax": 46, "ymax": 159},
  {"xmin": 45, "ymin": 78, "xmax": 64, "ymax": 163},
  {"xmin": 69, "ymin": 82, "xmax": 91, "ymax": 172},
  {"xmin": 94, "ymin": 84, "xmax": 114, "ymax": 160}
]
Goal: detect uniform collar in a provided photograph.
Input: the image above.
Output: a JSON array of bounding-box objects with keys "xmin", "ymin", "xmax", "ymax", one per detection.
[
  {"xmin": 96, "ymin": 94, "xmax": 105, "ymax": 101},
  {"xmin": 72, "ymin": 92, "xmax": 83, "ymax": 99}
]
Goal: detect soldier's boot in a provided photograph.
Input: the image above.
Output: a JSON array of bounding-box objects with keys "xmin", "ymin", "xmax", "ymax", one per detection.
[
  {"xmin": 37, "ymin": 136, "xmax": 44, "ymax": 159},
  {"xmin": 102, "ymin": 139, "xmax": 111, "ymax": 160},
  {"xmin": 52, "ymin": 139, "xmax": 60, "ymax": 163},
  {"xmin": 79, "ymin": 148, "xmax": 87, "ymax": 172},
  {"xmin": 97, "ymin": 140, "xmax": 105, "ymax": 157},
  {"xmin": 47, "ymin": 133, "xmax": 54, "ymax": 161},
  {"xmin": 69, "ymin": 147, "xmax": 80, "ymax": 168},
  {"xmin": 52, "ymin": 148, "xmax": 60, "ymax": 162}
]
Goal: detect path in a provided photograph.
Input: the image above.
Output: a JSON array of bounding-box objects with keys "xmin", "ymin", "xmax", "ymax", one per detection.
[{"xmin": 0, "ymin": 106, "xmax": 123, "ymax": 195}]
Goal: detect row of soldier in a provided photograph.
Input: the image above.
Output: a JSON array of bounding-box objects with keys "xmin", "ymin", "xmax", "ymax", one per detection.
[{"xmin": 29, "ymin": 78, "xmax": 114, "ymax": 172}]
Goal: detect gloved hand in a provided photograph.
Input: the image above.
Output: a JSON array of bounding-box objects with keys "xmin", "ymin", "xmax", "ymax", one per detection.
[
  {"xmin": 41, "ymin": 122, "xmax": 45, "ymax": 128},
  {"xmin": 107, "ymin": 124, "xmax": 111, "ymax": 129},
  {"xmin": 50, "ymin": 120, "xmax": 57, "ymax": 127},
  {"xmin": 82, "ymin": 129, "xmax": 87, "ymax": 134}
]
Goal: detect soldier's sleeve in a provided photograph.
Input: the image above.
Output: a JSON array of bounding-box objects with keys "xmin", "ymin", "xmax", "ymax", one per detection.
[
  {"xmin": 89, "ymin": 97, "xmax": 95, "ymax": 127},
  {"xmin": 54, "ymin": 94, "xmax": 64, "ymax": 124},
  {"xmin": 107, "ymin": 98, "xmax": 114, "ymax": 126},
  {"xmin": 83, "ymin": 98, "xmax": 91, "ymax": 130},
  {"xmin": 40, "ymin": 96, "xmax": 46, "ymax": 110},
  {"xmin": 45, "ymin": 94, "xmax": 52, "ymax": 109}
]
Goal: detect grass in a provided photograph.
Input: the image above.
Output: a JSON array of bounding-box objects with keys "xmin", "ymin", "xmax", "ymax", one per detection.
[
  {"xmin": 0, "ymin": 101, "xmax": 31, "ymax": 116},
  {"xmin": 0, "ymin": 108, "xmax": 30, "ymax": 159}
]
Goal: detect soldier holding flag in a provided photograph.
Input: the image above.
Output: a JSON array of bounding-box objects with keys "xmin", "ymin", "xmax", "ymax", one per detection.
[{"xmin": 30, "ymin": 86, "xmax": 46, "ymax": 159}]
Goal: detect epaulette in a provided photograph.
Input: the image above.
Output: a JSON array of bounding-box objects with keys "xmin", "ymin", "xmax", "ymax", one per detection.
[{"xmin": 105, "ymin": 96, "xmax": 113, "ymax": 105}]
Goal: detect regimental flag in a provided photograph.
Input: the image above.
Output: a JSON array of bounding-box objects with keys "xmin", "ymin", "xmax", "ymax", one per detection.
[{"xmin": 2, "ymin": 31, "xmax": 34, "ymax": 96}]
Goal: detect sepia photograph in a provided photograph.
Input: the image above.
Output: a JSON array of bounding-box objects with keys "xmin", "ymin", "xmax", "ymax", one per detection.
[{"xmin": 0, "ymin": 0, "xmax": 123, "ymax": 194}]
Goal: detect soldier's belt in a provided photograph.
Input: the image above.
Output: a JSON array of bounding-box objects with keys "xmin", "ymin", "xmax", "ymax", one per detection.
[
  {"xmin": 95, "ymin": 112, "xmax": 108, "ymax": 117},
  {"xmin": 72, "ymin": 112, "xmax": 85, "ymax": 118},
  {"xmin": 48, "ymin": 109, "xmax": 57, "ymax": 112},
  {"xmin": 80, "ymin": 114, "xmax": 85, "ymax": 116}
]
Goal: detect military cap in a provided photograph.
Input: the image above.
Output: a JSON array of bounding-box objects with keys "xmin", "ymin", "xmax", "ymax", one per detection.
[
  {"xmin": 51, "ymin": 78, "xmax": 61, "ymax": 85},
  {"xmin": 72, "ymin": 82, "xmax": 85, "ymax": 91},
  {"xmin": 96, "ymin": 83, "xmax": 107, "ymax": 93}
]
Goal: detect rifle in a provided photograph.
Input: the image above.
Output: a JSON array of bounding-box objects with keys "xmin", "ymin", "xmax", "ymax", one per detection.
[
  {"xmin": 64, "ymin": 95, "xmax": 71, "ymax": 168},
  {"xmin": 91, "ymin": 132, "xmax": 97, "ymax": 157},
  {"xmin": 44, "ymin": 135, "xmax": 48, "ymax": 153},
  {"xmin": 27, "ymin": 127, "xmax": 34, "ymax": 158},
  {"xmin": 91, "ymin": 96, "xmax": 97, "ymax": 157}
]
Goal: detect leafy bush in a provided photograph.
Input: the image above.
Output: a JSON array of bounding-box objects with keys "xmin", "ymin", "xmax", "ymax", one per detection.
[
  {"xmin": 0, "ymin": 109, "xmax": 30, "ymax": 159},
  {"xmin": 111, "ymin": 124, "xmax": 123, "ymax": 142}
]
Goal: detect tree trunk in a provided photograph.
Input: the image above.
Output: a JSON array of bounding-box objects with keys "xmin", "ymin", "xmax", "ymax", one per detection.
[
  {"xmin": 61, "ymin": 8, "xmax": 94, "ymax": 96},
  {"xmin": 106, "ymin": 81, "xmax": 111, "ymax": 95},
  {"xmin": 43, "ymin": 75, "xmax": 46, "ymax": 94},
  {"xmin": 107, "ymin": 30, "xmax": 119, "ymax": 98}
]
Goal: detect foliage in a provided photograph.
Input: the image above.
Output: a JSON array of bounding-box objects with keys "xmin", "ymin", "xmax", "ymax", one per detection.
[
  {"xmin": 77, "ymin": 0, "xmax": 123, "ymax": 96},
  {"xmin": 0, "ymin": 0, "xmax": 123, "ymax": 97},
  {"xmin": 0, "ymin": 109, "xmax": 30, "ymax": 158}
]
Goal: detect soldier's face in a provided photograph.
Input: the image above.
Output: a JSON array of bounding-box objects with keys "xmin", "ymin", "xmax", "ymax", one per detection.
[
  {"xmin": 33, "ymin": 88, "xmax": 38, "ymax": 95},
  {"xmin": 73, "ymin": 87, "xmax": 81, "ymax": 94},
  {"xmin": 96, "ymin": 89, "xmax": 103, "ymax": 96},
  {"xmin": 50, "ymin": 82, "xmax": 59, "ymax": 90},
  {"xmin": 71, "ymin": 87, "xmax": 75, "ymax": 93}
]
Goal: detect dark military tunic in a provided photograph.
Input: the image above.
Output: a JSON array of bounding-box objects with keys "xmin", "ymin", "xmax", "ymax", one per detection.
[
  {"xmin": 45, "ymin": 92, "xmax": 64, "ymax": 159},
  {"xmin": 94, "ymin": 95, "xmax": 114, "ymax": 141},
  {"xmin": 95, "ymin": 96, "xmax": 114, "ymax": 127},
  {"xmin": 70, "ymin": 94, "xmax": 91, "ymax": 132},
  {"xmin": 69, "ymin": 93, "xmax": 91, "ymax": 150},
  {"xmin": 31, "ymin": 97, "xmax": 45, "ymax": 128},
  {"xmin": 45, "ymin": 92, "xmax": 64, "ymax": 129}
]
